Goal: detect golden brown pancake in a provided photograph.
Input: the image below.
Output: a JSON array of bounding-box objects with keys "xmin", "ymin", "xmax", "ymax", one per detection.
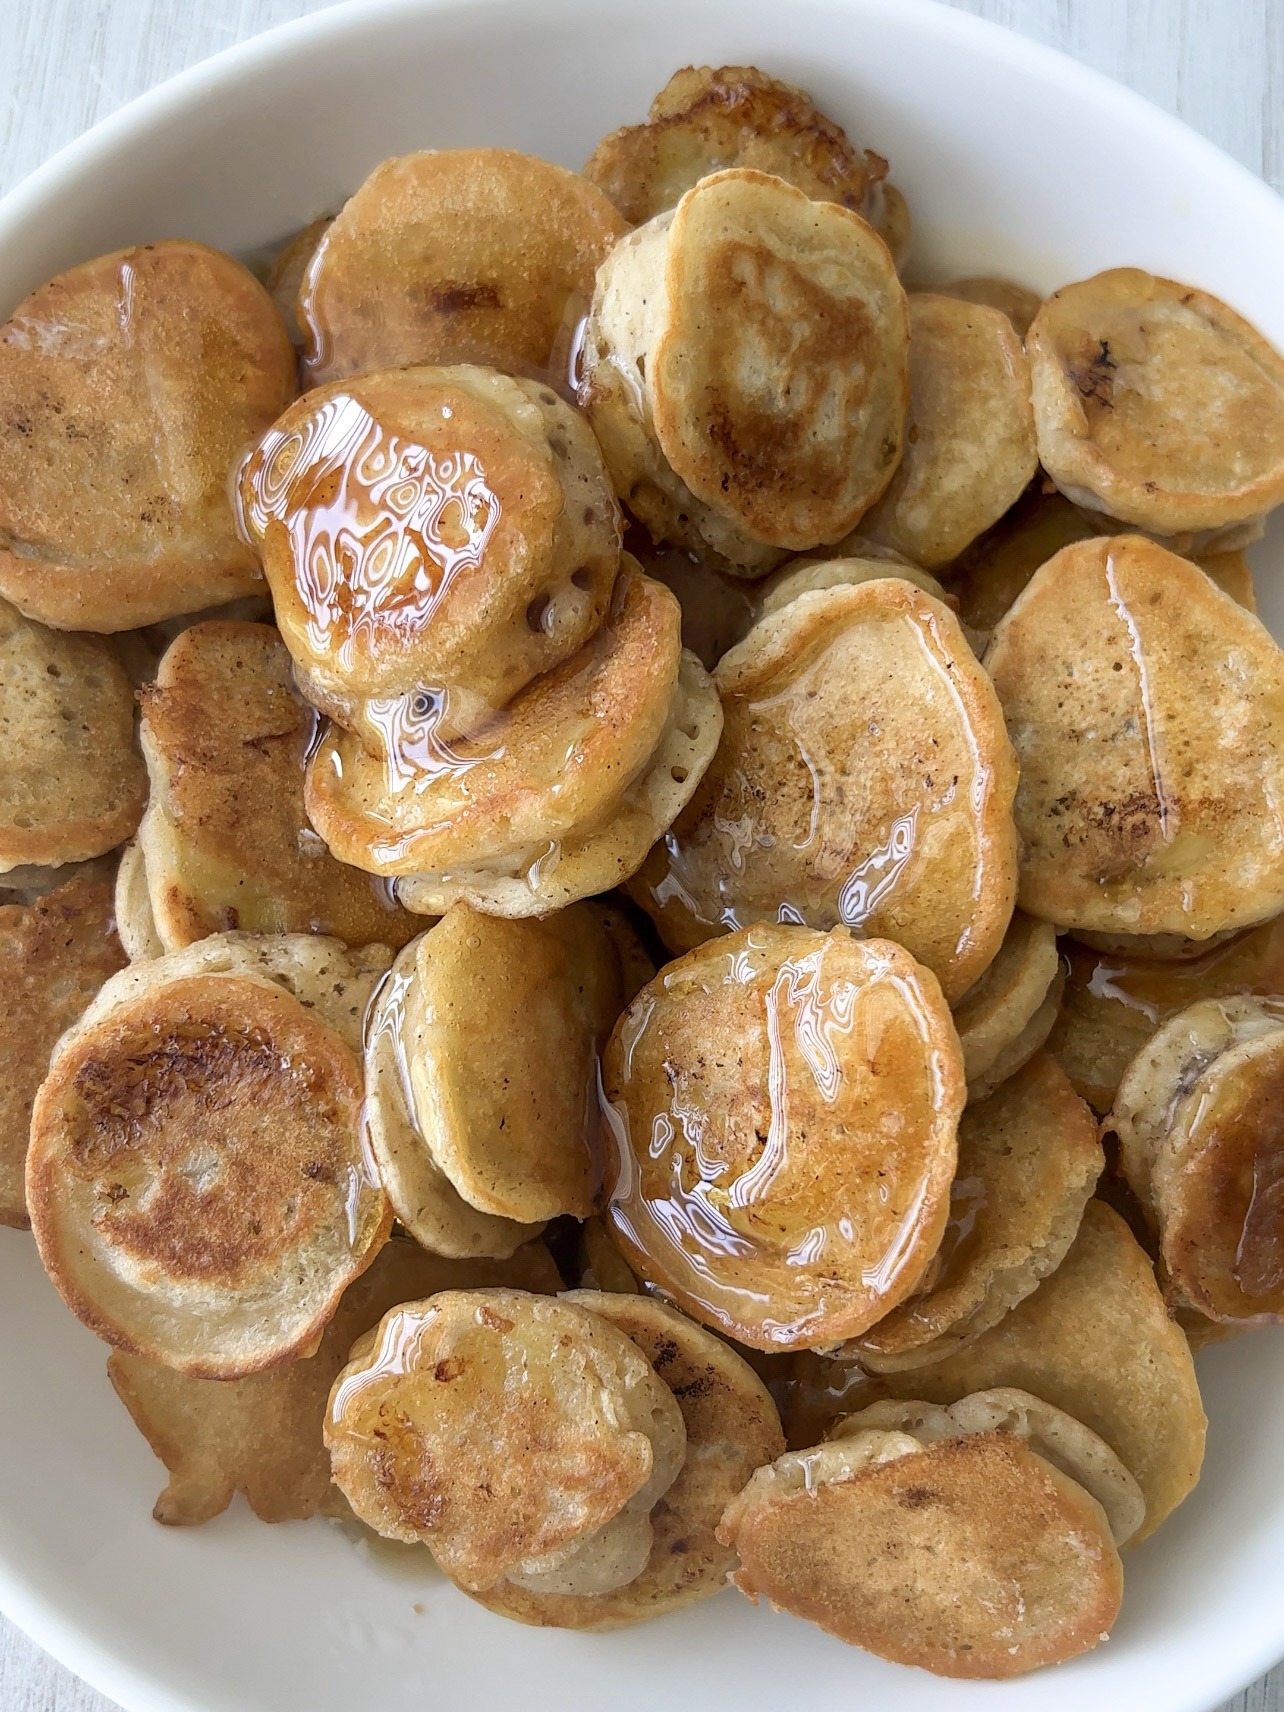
[
  {"xmin": 265, "ymin": 216, "xmax": 332, "ymax": 346},
  {"xmin": 138, "ymin": 621, "xmax": 420, "ymax": 950},
  {"xmin": 872, "ymin": 1201, "xmax": 1206, "ymax": 1541},
  {"xmin": 946, "ymin": 486, "xmax": 1258, "ymax": 645},
  {"xmin": 107, "ymin": 1233, "xmax": 561, "ymax": 1525},
  {"xmin": 1048, "ymin": 915, "xmax": 1284, "ymax": 1111},
  {"xmin": 26, "ymin": 933, "xmax": 392, "ymax": 1375},
  {"xmin": 0, "ymin": 599, "xmax": 147, "ymax": 870},
  {"xmin": 1028, "ymin": 268, "xmax": 1284, "ymax": 536},
  {"xmin": 986, "ymin": 534, "xmax": 1284, "ymax": 940},
  {"xmin": 584, "ymin": 64, "xmax": 907, "ymax": 262},
  {"xmin": 239, "ymin": 365, "xmax": 621, "ymax": 746},
  {"xmin": 1110, "ymin": 994, "xmax": 1284, "ymax": 1323},
  {"xmin": 305, "ymin": 561, "xmax": 699, "ymax": 876},
  {"xmin": 393, "ymin": 902, "xmax": 641, "ymax": 1223},
  {"xmin": 580, "ymin": 169, "xmax": 909, "ymax": 566},
  {"xmin": 631, "ymin": 578, "xmax": 1018, "ymax": 1002},
  {"xmin": 299, "ymin": 150, "xmax": 625, "ymax": 384},
  {"xmin": 757, "ymin": 552, "xmax": 949, "ymax": 620},
  {"xmin": 931, "ymin": 275, "xmax": 1041, "ymax": 337},
  {"xmin": 325, "ymin": 1289, "xmax": 685, "ymax": 1592},
  {"xmin": 111, "ymin": 594, "xmax": 277, "ymax": 691},
  {"xmin": 469, "ymin": 1290, "xmax": 785, "ymax": 1628},
  {"xmin": 847, "ymin": 1054, "xmax": 1101, "ymax": 1370},
  {"xmin": 718, "ymin": 1426, "xmax": 1123, "ymax": 1678},
  {"xmin": 831, "ymin": 1388, "xmax": 1144, "ymax": 1546},
  {"xmin": 952, "ymin": 911, "xmax": 1061, "ymax": 1097},
  {"xmin": 602, "ymin": 924, "xmax": 964, "ymax": 1349},
  {"xmin": 0, "ymin": 874, "xmax": 125, "ymax": 1227},
  {"xmin": 0, "ymin": 241, "xmax": 294, "ymax": 631},
  {"xmin": 362, "ymin": 939, "xmax": 544, "ymax": 1259},
  {"xmin": 625, "ymin": 529, "xmax": 758, "ymax": 670},
  {"xmin": 859, "ymin": 294, "xmax": 1037, "ymax": 568}
]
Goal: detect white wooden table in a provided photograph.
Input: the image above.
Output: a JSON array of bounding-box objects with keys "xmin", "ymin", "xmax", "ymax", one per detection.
[{"xmin": 0, "ymin": 2, "xmax": 1280, "ymax": 1709}]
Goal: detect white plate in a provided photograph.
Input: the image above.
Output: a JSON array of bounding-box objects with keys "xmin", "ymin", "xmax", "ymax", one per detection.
[{"xmin": 1, "ymin": 2, "xmax": 1283, "ymax": 1708}]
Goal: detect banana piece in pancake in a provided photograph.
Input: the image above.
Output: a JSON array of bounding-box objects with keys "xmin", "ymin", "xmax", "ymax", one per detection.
[
  {"xmin": 952, "ymin": 911, "xmax": 1061, "ymax": 1097},
  {"xmin": 299, "ymin": 151, "xmax": 625, "ymax": 385},
  {"xmin": 717, "ymin": 1423, "xmax": 1123, "ymax": 1678},
  {"xmin": 307, "ymin": 562, "xmax": 719, "ymax": 894},
  {"xmin": 239, "ymin": 365, "xmax": 621, "ymax": 748},
  {"xmin": 631, "ymin": 578, "xmax": 1018, "ymax": 1003},
  {"xmin": 1109, "ymin": 994, "xmax": 1284, "ymax": 1324},
  {"xmin": 0, "ymin": 874, "xmax": 126, "ymax": 1227},
  {"xmin": 831, "ymin": 1387, "xmax": 1143, "ymax": 1546},
  {"xmin": 138, "ymin": 622, "xmax": 421, "ymax": 951},
  {"xmin": 325, "ymin": 1289, "xmax": 685, "ymax": 1593},
  {"xmin": 986, "ymin": 534, "xmax": 1284, "ymax": 940},
  {"xmin": 579, "ymin": 168, "xmax": 909, "ymax": 568},
  {"xmin": 1, "ymin": 600, "xmax": 147, "ymax": 871},
  {"xmin": 363, "ymin": 938, "xmax": 542, "ymax": 1260},
  {"xmin": 26, "ymin": 933, "xmax": 393, "ymax": 1376},
  {"xmin": 931, "ymin": 275, "xmax": 1041, "ymax": 337},
  {"xmin": 469, "ymin": 1291, "xmax": 785, "ymax": 1629},
  {"xmin": 107, "ymin": 1233, "xmax": 560, "ymax": 1526},
  {"xmin": 1049, "ymin": 915, "xmax": 1284, "ymax": 1111},
  {"xmin": 603, "ymin": 924, "xmax": 964, "ymax": 1350},
  {"xmin": 859, "ymin": 294, "xmax": 1037, "ymax": 569},
  {"xmin": 584, "ymin": 64, "xmax": 909, "ymax": 264},
  {"xmin": 384, "ymin": 902, "xmax": 643, "ymax": 1225},
  {"xmin": 265, "ymin": 216, "xmax": 332, "ymax": 347},
  {"xmin": 0, "ymin": 240, "xmax": 294, "ymax": 631},
  {"xmin": 847, "ymin": 1054, "xmax": 1101, "ymax": 1371},
  {"xmin": 872, "ymin": 1200, "xmax": 1206, "ymax": 1542},
  {"xmin": 1027, "ymin": 268, "xmax": 1284, "ymax": 536}
]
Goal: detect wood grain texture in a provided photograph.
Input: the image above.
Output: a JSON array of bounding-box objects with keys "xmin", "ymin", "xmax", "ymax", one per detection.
[{"xmin": 0, "ymin": 2, "xmax": 1279, "ymax": 1709}]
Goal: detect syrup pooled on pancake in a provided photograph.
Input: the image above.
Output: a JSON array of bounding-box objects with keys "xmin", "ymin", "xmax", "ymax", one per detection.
[{"xmin": 602, "ymin": 924, "xmax": 963, "ymax": 1349}]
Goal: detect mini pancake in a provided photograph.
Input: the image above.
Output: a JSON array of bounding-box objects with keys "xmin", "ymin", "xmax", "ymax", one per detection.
[
  {"xmin": 846, "ymin": 1054, "xmax": 1101, "ymax": 1370},
  {"xmin": 757, "ymin": 553, "xmax": 950, "ymax": 619},
  {"xmin": 111, "ymin": 594, "xmax": 277, "ymax": 691},
  {"xmin": 26, "ymin": 932, "xmax": 392, "ymax": 1376},
  {"xmin": 362, "ymin": 939, "xmax": 544, "ymax": 1259},
  {"xmin": 138, "ymin": 621, "xmax": 421, "ymax": 950},
  {"xmin": 1109, "ymin": 994, "xmax": 1284, "ymax": 1323},
  {"xmin": 469, "ymin": 1290, "xmax": 785, "ymax": 1629},
  {"xmin": 584, "ymin": 64, "xmax": 907, "ymax": 261},
  {"xmin": 391, "ymin": 901, "xmax": 640, "ymax": 1223},
  {"xmin": 305, "ymin": 561, "xmax": 696, "ymax": 876},
  {"xmin": 393, "ymin": 646, "xmax": 722, "ymax": 919},
  {"xmin": 325, "ymin": 1289, "xmax": 685, "ymax": 1593},
  {"xmin": 872, "ymin": 1200, "xmax": 1206, "ymax": 1541},
  {"xmin": 860, "ymin": 294, "xmax": 1037, "ymax": 569},
  {"xmin": 832, "ymin": 1389, "xmax": 1143, "ymax": 1546},
  {"xmin": 580, "ymin": 168, "xmax": 909, "ymax": 566},
  {"xmin": 0, "ymin": 853, "xmax": 117, "ymax": 908},
  {"xmin": 952, "ymin": 912, "xmax": 1061, "ymax": 1096},
  {"xmin": 299, "ymin": 150, "xmax": 625, "ymax": 384},
  {"xmin": 602, "ymin": 924, "xmax": 964, "ymax": 1350},
  {"xmin": 0, "ymin": 240, "xmax": 295, "ymax": 631},
  {"xmin": 717, "ymin": 1426, "xmax": 1123, "ymax": 1679},
  {"xmin": 113, "ymin": 841, "xmax": 164, "ymax": 962},
  {"xmin": 626, "ymin": 529, "xmax": 758, "ymax": 671},
  {"xmin": 1048, "ymin": 915, "xmax": 1284, "ymax": 1111},
  {"xmin": 931, "ymin": 275, "xmax": 1041, "ymax": 337},
  {"xmin": 963, "ymin": 970, "xmax": 1065, "ymax": 1104},
  {"xmin": 265, "ymin": 216, "xmax": 332, "ymax": 346},
  {"xmin": 1028, "ymin": 269, "xmax": 1284, "ymax": 536},
  {"xmin": 239, "ymin": 365, "xmax": 621, "ymax": 747},
  {"xmin": 985, "ymin": 534, "xmax": 1284, "ymax": 940},
  {"xmin": 0, "ymin": 874, "xmax": 125, "ymax": 1227},
  {"xmin": 107, "ymin": 1233, "xmax": 561, "ymax": 1525},
  {"xmin": 0, "ymin": 599, "xmax": 147, "ymax": 870},
  {"xmin": 946, "ymin": 487, "xmax": 1258, "ymax": 643},
  {"xmin": 631, "ymin": 579, "xmax": 1018, "ymax": 1003}
]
